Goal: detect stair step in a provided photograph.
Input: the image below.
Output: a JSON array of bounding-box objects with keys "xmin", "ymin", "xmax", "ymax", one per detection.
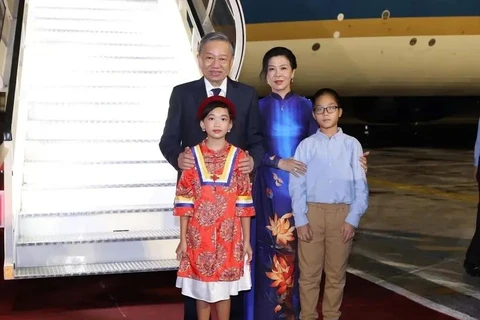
[
  {"xmin": 30, "ymin": 28, "xmax": 170, "ymax": 46},
  {"xmin": 28, "ymin": 102, "xmax": 168, "ymax": 121},
  {"xmin": 33, "ymin": 17, "xmax": 167, "ymax": 33},
  {"xmin": 33, "ymin": 9, "xmax": 166, "ymax": 24},
  {"xmin": 26, "ymin": 41, "xmax": 171, "ymax": 53},
  {"xmin": 15, "ymin": 259, "xmax": 179, "ymax": 279},
  {"xmin": 23, "ymin": 162, "xmax": 178, "ymax": 187},
  {"xmin": 24, "ymin": 55, "xmax": 178, "ymax": 70},
  {"xmin": 16, "ymin": 239, "xmax": 179, "ymax": 268},
  {"xmin": 19, "ymin": 206, "xmax": 177, "ymax": 236},
  {"xmin": 21, "ymin": 185, "xmax": 176, "ymax": 212},
  {"xmin": 23, "ymin": 85, "xmax": 174, "ymax": 99},
  {"xmin": 23, "ymin": 71, "xmax": 179, "ymax": 87},
  {"xmin": 35, "ymin": 0, "xmax": 158, "ymax": 10},
  {"xmin": 19, "ymin": 204, "xmax": 174, "ymax": 217},
  {"xmin": 24, "ymin": 140, "xmax": 165, "ymax": 162},
  {"xmin": 26, "ymin": 120, "xmax": 166, "ymax": 141},
  {"xmin": 34, "ymin": 5, "xmax": 161, "ymax": 15},
  {"xmin": 17, "ymin": 229, "xmax": 180, "ymax": 246},
  {"xmin": 24, "ymin": 43, "xmax": 179, "ymax": 59},
  {"xmin": 23, "ymin": 87, "xmax": 174, "ymax": 104}
]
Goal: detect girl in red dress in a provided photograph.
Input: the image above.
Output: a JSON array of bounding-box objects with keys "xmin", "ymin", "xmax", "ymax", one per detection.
[{"xmin": 174, "ymin": 96, "xmax": 255, "ymax": 320}]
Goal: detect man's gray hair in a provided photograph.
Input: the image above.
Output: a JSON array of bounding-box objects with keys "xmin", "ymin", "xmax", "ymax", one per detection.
[{"xmin": 198, "ymin": 32, "xmax": 235, "ymax": 56}]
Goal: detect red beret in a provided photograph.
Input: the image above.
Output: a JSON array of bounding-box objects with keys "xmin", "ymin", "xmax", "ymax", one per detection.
[{"xmin": 196, "ymin": 96, "xmax": 237, "ymax": 121}]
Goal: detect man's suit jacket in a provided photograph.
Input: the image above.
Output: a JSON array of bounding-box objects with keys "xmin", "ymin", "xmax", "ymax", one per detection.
[{"xmin": 159, "ymin": 77, "xmax": 264, "ymax": 172}]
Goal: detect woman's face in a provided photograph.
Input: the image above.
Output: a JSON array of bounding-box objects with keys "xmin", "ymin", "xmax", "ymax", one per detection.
[{"xmin": 266, "ymin": 55, "xmax": 295, "ymax": 95}]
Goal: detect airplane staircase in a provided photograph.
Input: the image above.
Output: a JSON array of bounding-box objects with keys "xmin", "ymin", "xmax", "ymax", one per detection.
[{"xmin": 2, "ymin": 0, "xmax": 246, "ymax": 279}]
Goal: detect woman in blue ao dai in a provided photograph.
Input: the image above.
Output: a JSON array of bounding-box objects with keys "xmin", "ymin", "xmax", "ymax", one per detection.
[{"xmin": 247, "ymin": 47, "xmax": 318, "ymax": 320}]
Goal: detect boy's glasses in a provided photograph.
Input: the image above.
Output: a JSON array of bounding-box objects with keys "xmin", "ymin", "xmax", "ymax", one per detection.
[{"xmin": 314, "ymin": 106, "xmax": 339, "ymax": 115}]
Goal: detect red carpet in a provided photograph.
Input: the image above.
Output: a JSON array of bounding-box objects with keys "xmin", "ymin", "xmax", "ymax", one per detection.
[{"xmin": 0, "ymin": 230, "xmax": 456, "ymax": 320}]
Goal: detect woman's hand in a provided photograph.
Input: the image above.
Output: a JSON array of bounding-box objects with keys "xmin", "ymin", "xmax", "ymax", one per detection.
[
  {"xmin": 278, "ymin": 158, "xmax": 307, "ymax": 177},
  {"xmin": 175, "ymin": 240, "xmax": 187, "ymax": 261}
]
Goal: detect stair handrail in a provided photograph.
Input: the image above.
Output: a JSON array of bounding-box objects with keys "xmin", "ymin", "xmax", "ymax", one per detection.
[
  {"xmin": 224, "ymin": 0, "xmax": 246, "ymax": 80},
  {"xmin": 2, "ymin": 0, "xmax": 29, "ymax": 279}
]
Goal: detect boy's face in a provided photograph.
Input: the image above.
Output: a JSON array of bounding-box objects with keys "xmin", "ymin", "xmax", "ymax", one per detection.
[
  {"xmin": 312, "ymin": 94, "xmax": 342, "ymax": 129},
  {"xmin": 200, "ymin": 107, "xmax": 233, "ymax": 140}
]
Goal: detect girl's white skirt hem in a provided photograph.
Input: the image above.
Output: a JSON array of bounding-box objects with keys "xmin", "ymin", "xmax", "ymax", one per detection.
[{"xmin": 176, "ymin": 261, "xmax": 252, "ymax": 303}]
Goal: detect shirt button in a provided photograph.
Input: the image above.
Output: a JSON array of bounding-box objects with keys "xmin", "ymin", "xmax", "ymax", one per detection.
[{"xmin": 329, "ymin": 180, "xmax": 332, "ymax": 183}]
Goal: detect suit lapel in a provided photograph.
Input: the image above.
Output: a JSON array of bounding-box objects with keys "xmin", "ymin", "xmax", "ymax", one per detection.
[
  {"xmin": 186, "ymin": 78, "xmax": 208, "ymax": 144},
  {"xmin": 193, "ymin": 77, "xmax": 208, "ymax": 110},
  {"xmin": 226, "ymin": 77, "xmax": 241, "ymax": 106}
]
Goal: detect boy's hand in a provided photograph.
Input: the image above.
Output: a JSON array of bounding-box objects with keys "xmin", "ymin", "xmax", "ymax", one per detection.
[
  {"xmin": 341, "ymin": 222, "xmax": 355, "ymax": 243},
  {"xmin": 243, "ymin": 242, "xmax": 253, "ymax": 263},
  {"xmin": 175, "ymin": 240, "xmax": 187, "ymax": 261},
  {"xmin": 360, "ymin": 151, "xmax": 369, "ymax": 173},
  {"xmin": 297, "ymin": 224, "xmax": 313, "ymax": 243}
]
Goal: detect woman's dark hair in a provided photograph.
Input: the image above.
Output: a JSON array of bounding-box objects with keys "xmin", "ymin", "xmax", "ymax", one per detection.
[
  {"xmin": 312, "ymin": 88, "xmax": 341, "ymax": 109},
  {"xmin": 200, "ymin": 102, "xmax": 234, "ymax": 121},
  {"xmin": 259, "ymin": 47, "xmax": 297, "ymax": 80}
]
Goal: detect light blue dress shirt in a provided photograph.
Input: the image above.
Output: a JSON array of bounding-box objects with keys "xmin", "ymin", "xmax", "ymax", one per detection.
[
  {"xmin": 475, "ymin": 118, "xmax": 480, "ymax": 167},
  {"xmin": 289, "ymin": 128, "xmax": 369, "ymax": 228}
]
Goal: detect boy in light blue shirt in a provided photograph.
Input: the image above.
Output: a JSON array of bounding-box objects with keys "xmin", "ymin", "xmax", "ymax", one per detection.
[{"xmin": 289, "ymin": 88, "xmax": 368, "ymax": 320}]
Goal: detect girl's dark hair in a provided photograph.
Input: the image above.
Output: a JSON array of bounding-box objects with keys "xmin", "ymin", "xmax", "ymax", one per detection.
[
  {"xmin": 312, "ymin": 88, "xmax": 341, "ymax": 109},
  {"xmin": 200, "ymin": 102, "xmax": 234, "ymax": 121},
  {"xmin": 259, "ymin": 47, "xmax": 297, "ymax": 80}
]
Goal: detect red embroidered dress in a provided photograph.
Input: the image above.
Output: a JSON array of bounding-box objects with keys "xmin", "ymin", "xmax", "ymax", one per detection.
[{"xmin": 174, "ymin": 141, "xmax": 255, "ymax": 302}]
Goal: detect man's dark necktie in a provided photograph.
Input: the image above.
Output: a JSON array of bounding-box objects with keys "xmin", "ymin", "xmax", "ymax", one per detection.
[{"xmin": 211, "ymin": 88, "xmax": 221, "ymax": 96}]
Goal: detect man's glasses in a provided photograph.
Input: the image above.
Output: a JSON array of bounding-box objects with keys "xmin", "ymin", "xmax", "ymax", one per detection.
[{"xmin": 314, "ymin": 105, "xmax": 339, "ymax": 115}]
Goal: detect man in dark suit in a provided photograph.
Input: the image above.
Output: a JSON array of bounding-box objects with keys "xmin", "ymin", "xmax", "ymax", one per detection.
[
  {"xmin": 159, "ymin": 32, "xmax": 264, "ymax": 320},
  {"xmin": 465, "ymin": 118, "xmax": 480, "ymax": 277}
]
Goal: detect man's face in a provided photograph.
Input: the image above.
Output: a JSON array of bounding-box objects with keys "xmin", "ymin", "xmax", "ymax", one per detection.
[{"xmin": 197, "ymin": 40, "xmax": 233, "ymax": 86}]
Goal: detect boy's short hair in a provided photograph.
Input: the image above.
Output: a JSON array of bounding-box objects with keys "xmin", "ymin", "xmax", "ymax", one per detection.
[
  {"xmin": 197, "ymin": 96, "xmax": 237, "ymax": 121},
  {"xmin": 312, "ymin": 88, "xmax": 341, "ymax": 109}
]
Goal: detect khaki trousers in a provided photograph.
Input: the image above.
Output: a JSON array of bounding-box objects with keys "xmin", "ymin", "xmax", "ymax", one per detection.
[{"xmin": 298, "ymin": 203, "xmax": 352, "ymax": 320}]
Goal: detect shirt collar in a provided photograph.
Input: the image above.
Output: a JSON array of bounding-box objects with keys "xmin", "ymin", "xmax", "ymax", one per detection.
[
  {"xmin": 200, "ymin": 139, "xmax": 230, "ymax": 156},
  {"xmin": 315, "ymin": 127, "xmax": 344, "ymax": 141},
  {"xmin": 270, "ymin": 91, "xmax": 295, "ymax": 100},
  {"xmin": 204, "ymin": 77, "xmax": 228, "ymax": 97}
]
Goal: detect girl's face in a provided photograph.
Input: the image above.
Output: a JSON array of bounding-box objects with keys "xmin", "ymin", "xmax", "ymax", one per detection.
[
  {"xmin": 266, "ymin": 55, "xmax": 295, "ymax": 95},
  {"xmin": 200, "ymin": 107, "xmax": 233, "ymax": 139},
  {"xmin": 313, "ymin": 94, "xmax": 342, "ymax": 129}
]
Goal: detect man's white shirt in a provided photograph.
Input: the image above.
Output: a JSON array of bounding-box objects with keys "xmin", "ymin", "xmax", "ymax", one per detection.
[{"xmin": 204, "ymin": 77, "xmax": 227, "ymax": 97}]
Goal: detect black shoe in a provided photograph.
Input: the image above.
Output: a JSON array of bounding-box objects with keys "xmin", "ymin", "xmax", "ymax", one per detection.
[{"xmin": 464, "ymin": 261, "xmax": 480, "ymax": 277}]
